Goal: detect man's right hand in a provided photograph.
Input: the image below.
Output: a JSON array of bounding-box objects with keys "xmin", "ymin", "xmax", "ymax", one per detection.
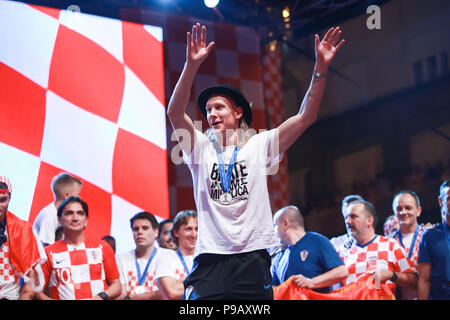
[{"xmin": 186, "ymin": 23, "xmax": 215, "ymax": 68}]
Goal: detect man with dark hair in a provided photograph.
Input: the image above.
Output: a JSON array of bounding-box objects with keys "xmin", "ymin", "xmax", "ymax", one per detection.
[
  {"xmin": 271, "ymin": 206, "xmax": 348, "ymax": 293},
  {"xmin": 37, "ymin": 196, "xmax": 121, "ymax": 300},
  {"xmin": 338, "ymin": 200, "xmax": 417, "ymax": 293},
  {"xmin": 116, "ymin": 211, "xmax": 164, "ymax": 300},
  {"xmin": 330, "ymin": 194, "xmax": 364, "ymax": 251},
  {"xmin": 0, "ymin": 176, "xmax": 47, "ymax": 300},
  {"xmin": 418, "ymin": 180, "xmax": 450, "ymax": 300},
  {"xmin": 155, "ymin": 210, "xmax": 197, "ymax": 300},
  {"xmin": 101, "ymin": 235, "xmax": 116, "ymax": 254},
  {"xmin": 33, "ymin": 172, "xmax": 82, "ymax": 246},
  {"xmin": 158, "ymin": 218, "xmax": 177, "ymax": 250}
]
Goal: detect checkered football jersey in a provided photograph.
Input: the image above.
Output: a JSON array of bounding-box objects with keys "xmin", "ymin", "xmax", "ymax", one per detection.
[
  {"xmin": 338, "ymin": 235, "xmax": 415, "ymax": 286},
  {"xmin": 117, "ymin": 248, "xmax": 163, "ymax": 295},
  {"xmin": 0, "ymin": 230, "xmax": 21, "ymax": 300},
  {"xmin": 392, "ymin": 225, "xmax": 426, "ymax": 270},
  {"xmin": 42, "ymin": 239, "xmax": 119, "ymax": 300}
]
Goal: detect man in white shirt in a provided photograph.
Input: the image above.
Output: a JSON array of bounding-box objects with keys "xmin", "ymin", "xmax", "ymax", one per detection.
[
  {"xmin": 155, "ymin": 210, "xmax": 197, "ymax": 300},
  {"xmin": 116, "ymin": 212, "xmax": 163, "ymax": 300},
  {"xmin": 167, "ymin": 23, "xmax": 345, "ymax": 299},
  {"xmin": 33, "ymin": 173, "xmax": 82, "ymax": 246},
  {"xmin": 391, "ymin": 190, "xmax": 426, "ymax": 299}
]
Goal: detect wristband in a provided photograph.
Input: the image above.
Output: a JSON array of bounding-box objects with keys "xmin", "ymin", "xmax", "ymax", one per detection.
[
  {"xmin": 390, "ymin": 271, "xmax": 398, "ymax": 283},
  {"xmin": 313, "ymin": 71, "xmax": 327, "ymax": 78},
  {"xmin": 98, "ymin": 291, "xmax": 109, "ymax": 300}
]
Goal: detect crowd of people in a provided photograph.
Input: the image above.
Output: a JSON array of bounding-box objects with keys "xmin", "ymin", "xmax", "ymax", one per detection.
[
  {"xmin": 0, "ymin": 173, "xmax": 199, "ymax": 300},
  {"xmin": 271, "ymin": 183, "xmax": 450, "ymax": 300},
  {"xmin": 0, "ymin": 172, "xmax": 448, "ymax": 300},
  {"xmin": 301, "ymin": 159, "xmax": 450, "ymax": 237},
  {"xmin": 1, "ymin": 23, "xmax": 448, "ymax": 301}
]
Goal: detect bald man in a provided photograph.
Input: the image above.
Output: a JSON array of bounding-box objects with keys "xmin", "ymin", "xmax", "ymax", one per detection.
[{"xmin": 271, "ymin": 206, "xmax": 348, "ymax": 293}]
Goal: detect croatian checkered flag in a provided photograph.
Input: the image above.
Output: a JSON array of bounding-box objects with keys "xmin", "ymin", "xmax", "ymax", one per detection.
[{"xmin": 0, "ymin": 0, "xmax": 169, "ymax": 254}]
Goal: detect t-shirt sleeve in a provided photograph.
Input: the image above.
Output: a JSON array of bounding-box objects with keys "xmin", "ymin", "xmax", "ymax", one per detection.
[
  {"xmin": 271, "ymin": 254, "xmax": 282, "ymax": 286},
  {"xmin": 101, "ymin": 241, "xmax": 120, "ymax": 282},
  {"xmin": 36, "ymin": 210, "xmax": 57, "ymax": 244},
  {"xmin": 42, "ymin": 247, "xmax": 53, "ymax": 287},
  {"xmin": 154, "ymin": 250, "xmax": 177, "ymax": 280},
  {"xmin": 319, "ymin": 236, "xmax": 345, "ymax": 270},
  {"xmin": 251, "ymin": 129, "xmax": 284, "ymax": 175},
  {"xmin": 418, "ymin": 230, "xmax": 432, "ymax": 263},
  {"xmin": 116, "ymin": 254, "xmax": 127, "ymax": 285},
  {"xmin": 181, "ymin": 129, "xmax": 209, "ymax": 169}
]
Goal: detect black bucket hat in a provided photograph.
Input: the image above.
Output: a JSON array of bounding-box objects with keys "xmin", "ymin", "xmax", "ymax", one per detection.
[{"xmin": 197, "ymin": 84, "xmax": 253, "ymax": 126}]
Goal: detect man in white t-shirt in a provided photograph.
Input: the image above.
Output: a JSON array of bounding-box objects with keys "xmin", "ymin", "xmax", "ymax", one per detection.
[
  {"xmin": 166, "ymin": 23, "xmax": 345, "ymax": 299},
  {"xmin": 391, "ymin": 190, "xmax": 427, "ymax": 299},
  {"xmin": 155, "ymin": 210, "xmax": 196, "ymax": 300},
  {"xmin": 33, "ymin": 173, "xmax": 82, "ymax": 246},
  {"xmin": 116, "ymin": 212, "xmax": 163, "ymax": 300}
]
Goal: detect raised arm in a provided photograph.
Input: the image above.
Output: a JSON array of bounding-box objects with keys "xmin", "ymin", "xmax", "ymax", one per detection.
[
  {"xmin": 277, "ymin": 27, "xmax": 345, "ymax": 154},
  {"xmin": 167, "ymin": 23, "xmax": 215, "ymax": 155}
]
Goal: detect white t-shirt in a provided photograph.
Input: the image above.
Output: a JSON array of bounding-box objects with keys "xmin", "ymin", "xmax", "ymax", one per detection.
[
  {"xmin": 117, "ymin": 248, "xmax": 164, "ymax": 295},
  {"xmin": 399, "ymin": 232, "xmax": 414, "ymax": 252},
  {"xmin": 33, "ymin": 202, "xmax": 58, "ymax": 245},
  {"xmin": 183, "ymin": 129, "xmax": 282, "ymax": 257},
  {"xmin": 154, "ymin": 249, "xmax": 194, "ymax": 281}
]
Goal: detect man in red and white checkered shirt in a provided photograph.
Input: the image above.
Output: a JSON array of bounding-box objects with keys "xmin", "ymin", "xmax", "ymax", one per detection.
[
  {"xmin": 339, "ymin": 200, "xmax": 417, "ymax": 294},
  {"xmin": 0, "ymin": 176, "xmax": 47, "ymax": 300},
  {"xmin": 37, "ymin": 196, "xmax": 121, "ymax": 300}
]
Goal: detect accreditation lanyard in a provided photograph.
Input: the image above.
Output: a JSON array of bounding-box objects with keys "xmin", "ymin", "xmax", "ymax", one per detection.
[
  {"xmin": 177, "ymin": 249, "xmax": 191, "ymax": 275},
  {"xmin": 397, "ymin": 225, "xmax": 420, "ymax": 260},
  {"xmin": 135, "ymin": 247, "xmax": 157, "ymax": 286},
  {"xmin": 216, "ymin": 146, "xmax": 240, "ymax": 194}
]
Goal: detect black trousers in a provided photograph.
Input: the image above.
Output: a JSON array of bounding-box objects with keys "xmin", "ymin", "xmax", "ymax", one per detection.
[{"xmin": 183, "ymin": 249, "xmax": 273, "ymax": 300}]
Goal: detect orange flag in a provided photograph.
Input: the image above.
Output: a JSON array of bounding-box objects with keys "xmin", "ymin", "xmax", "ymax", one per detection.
[{"xmin": 274, "ymin": 273, "xmax": 396, "ymax": 300}]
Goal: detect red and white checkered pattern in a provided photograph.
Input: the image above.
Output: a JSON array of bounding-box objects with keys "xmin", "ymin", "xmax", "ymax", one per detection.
[
  {"xmin": 0, "ymin": 176, "xmax": 12, "ymax": 193},
  {"xmin": 126, "ymin": 269, "xmax": 158, "ymax": 294},
  {"xmin": 339, "ymin": 235, "xmax": 415, "ymax": 286},
  {"xmin": 174, "ymin": 267, "xmax": 188, "ymax": 280},
  {"xmin": 262, "ymin": 47, "xmax": 290, "ymax": 211},
  {"xmin": 0, "ymin": 242, "xmax": 20, "ymax": 285},
  {"xmin": 392, "ymin": 225, "xmax": 426, "ymax": 270},
  {"xmin": 117, "ymin": 249, "xmax": 160, "ymax": 295},
  {"xmin": 42, "ymin": 239, "xmax": 119, "ymax": 300},
  {"xmin": 0, "ymin": 1, "xmax": 169, "ymax": 255}
]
